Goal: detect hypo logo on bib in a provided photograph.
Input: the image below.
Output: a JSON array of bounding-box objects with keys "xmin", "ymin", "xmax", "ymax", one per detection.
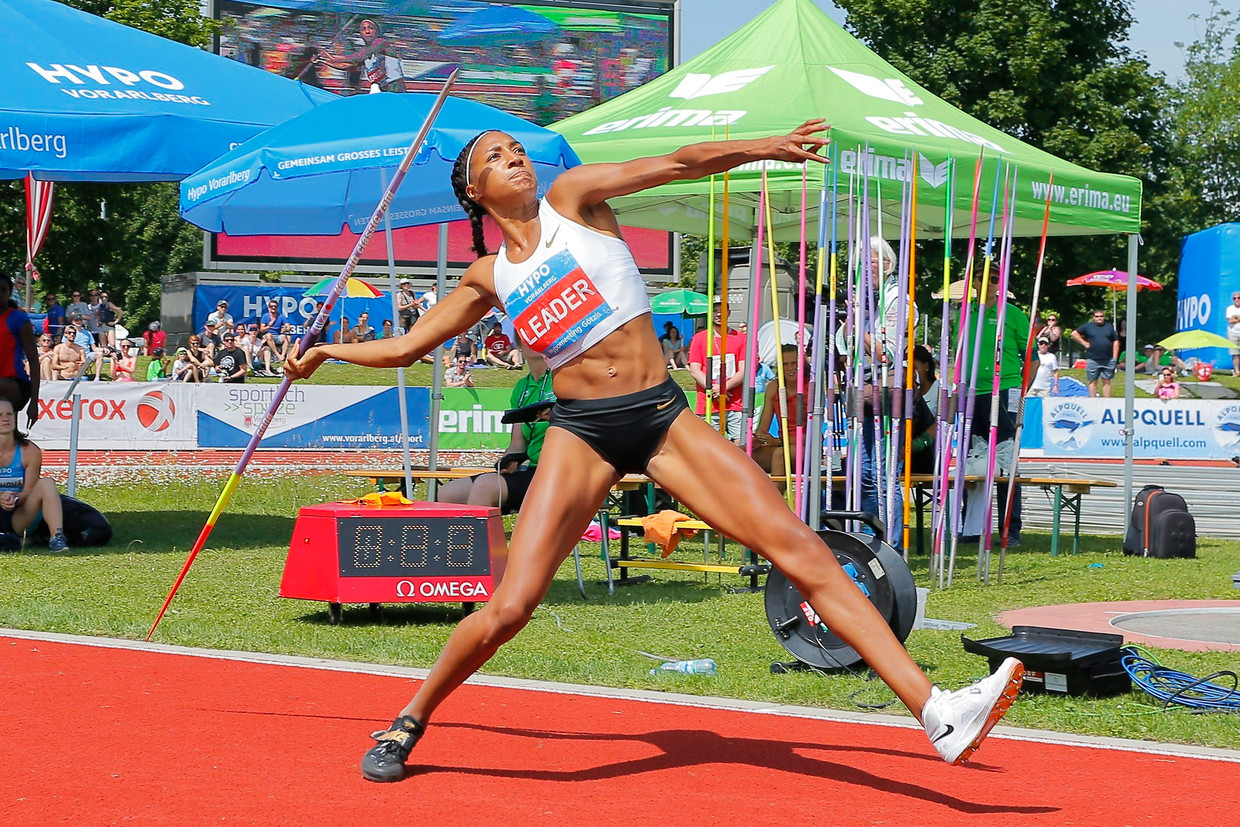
[{"xmin": 509, "ymin": 249, "xmax": 612, "ymax": 357}]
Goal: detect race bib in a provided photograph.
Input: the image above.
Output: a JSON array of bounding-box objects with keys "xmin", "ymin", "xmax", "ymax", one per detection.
[{"xmin": 508, "ymin": 249, "xmax": 613, "ymax": 358}]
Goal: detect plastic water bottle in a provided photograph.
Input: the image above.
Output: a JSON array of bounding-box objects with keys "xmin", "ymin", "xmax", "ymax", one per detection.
[{"xmin": 649, "ymin": 658, "xmax": 718, "ymax": 676}]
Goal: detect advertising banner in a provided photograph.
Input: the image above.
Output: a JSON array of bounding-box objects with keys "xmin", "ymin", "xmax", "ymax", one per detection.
[
  {"xmin": 437, "ymin": 388, "xmax": 515, "ymax": 451},
  {"xmin": 1041, "ymin": 398, "xmax": 1239, "ymax": 460},
  {"xmin": 29, "ymin": 381, "xmax": 197, "ymax": 449},
  {"xmin": 197, "ymin": 385, "xmax": 430, "ymax": 449},
  {"xmin": 193, "ymin": 284, "xmax": 397, "ymax": 336}
]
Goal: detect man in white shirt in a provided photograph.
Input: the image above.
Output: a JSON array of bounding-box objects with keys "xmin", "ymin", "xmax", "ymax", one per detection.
[
  {"xmin": 1226, "ymin": 291, "xmax": 1240, "ymax": 377},
  {"xmin": 1027, "ymin": 338, "xmax": 1059, "ymax": 397}
]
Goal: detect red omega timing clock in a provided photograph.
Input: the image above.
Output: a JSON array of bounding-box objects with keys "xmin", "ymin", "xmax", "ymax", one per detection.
[{"xmin": 280, "ymin": 501, "xmax": 507, "ymax": 615}]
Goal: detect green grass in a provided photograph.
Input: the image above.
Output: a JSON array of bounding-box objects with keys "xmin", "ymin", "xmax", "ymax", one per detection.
[{"xmin": 2, "ymin": 472, "xmax": 1237, "ymax": 750}]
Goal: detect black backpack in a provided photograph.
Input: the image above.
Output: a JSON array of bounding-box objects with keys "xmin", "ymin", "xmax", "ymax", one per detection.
[{"xmin": 1122, "ymin": 485, "xmax": 1196, "ymax": 559}]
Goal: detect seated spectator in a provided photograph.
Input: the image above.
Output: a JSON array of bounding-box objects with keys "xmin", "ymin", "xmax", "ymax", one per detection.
[
  {"xmin": 484, "ymin": 323, "xmax": 521, "ymax": 369},
  {"xmin": 378, "ymin": 319, "xmax": 396, "ymax": 339},
  {"xmin": 206, "ymin": 300, "xmax": 234, "ymax": 332},
  {"xmin": 444, "ymin": 353, "xmax": 474, "ymax": 388},
  {"xmin": 201, "ymin": 320, "xmax": 223, "ymax": 355},
  {"xmin": 334, "ymin": 316, "xmax": 354, "ymax": 345},
  {"xmin": 186, "ymin": 334, "xmax": 213, "ymax": 379},
  {"xmin": 443, "ymin": 333, "xmax": 476, "ymax": 367},
  {"xmin": 214, "ymin": 332, "xmax": 249, "ymax": 383},
  {"xmin": 1155, "ymin": 368, "xmax": 1181, "ymax": 401},
  {"xmin": 69, "ymin": 321, "xmax": 105, "ymax": 381},
  {"xmin": 438, "ymin": 343, "xmax": 552, "ymax": 514},
  {"xmin": 350, "ymin": 312, "xmax": 376, "ymax": 343},
  {"xmin": 1139, "ymin": 344, "xmax": 1159, "ymax": 374},
  {"xmin": 171, "ymin": 347, "xmax": 199, "ymax": 382},
  {"xmin": 37, "ymin": 333, "xmax": 55, "ymax": 381},
  {"xmin": 750, "ymin": 346, "xmax": 807, "ymax": 474},
  {"xmin": 258, "ymin": 299, "xmax": 284, "ymax": 355},
  {"xmin": 110, "ymin": 341, "xmax": 137, "ymax": 383},
  {"xmin": 142, "ymin": 321, "xmax": 167, "ymax": 356},
  {"xmin": 146, "ymin": 347, "xmax": 170, "ymax": 381},
  {"xmin": 0, "ymin": 397, "xmax": 70, "ymax": 551},
  {"xmin": 659, "ymin": 321, "xmax": 688, "ymax": 370},
  {"xmin": 50, "ymin": 327, "xmax": 87, "ymax": 380}
]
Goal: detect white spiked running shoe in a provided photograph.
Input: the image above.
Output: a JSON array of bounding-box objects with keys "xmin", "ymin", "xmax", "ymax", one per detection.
[{"xmin": 922, "ymin": 657, "xmax": 1024, "ymax": 765}]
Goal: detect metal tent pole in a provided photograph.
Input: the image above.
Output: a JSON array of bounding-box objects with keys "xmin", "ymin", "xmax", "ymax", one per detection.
[
  {"xmin": 380, "ymin": 167, "xmax": 414, "ymax": 500},
  {"xmin": 1122, "ymin": 233, "xmax": 1139, "ymax": 523},
  {"xmin": 427, "ymin": 223, "xmax": 449, "ymax": 500}
]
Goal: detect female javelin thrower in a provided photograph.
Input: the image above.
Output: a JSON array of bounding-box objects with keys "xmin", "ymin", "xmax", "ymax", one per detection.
[{"xmin": 286, "ymin": 122, "xmax": 1023, "ymax": 782}]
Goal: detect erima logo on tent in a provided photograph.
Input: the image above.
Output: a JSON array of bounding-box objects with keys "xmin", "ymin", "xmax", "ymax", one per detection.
[
  {"xmin": 919, "ymin": 154, "xmax": 950, "ymax": 188},
  {"xmin": 669, "ymin": 66, "xmax": 773, "ymax": 100},
  {"xmin": 829, "ymin": 67, "xmax": 923, "ymax": 106}
]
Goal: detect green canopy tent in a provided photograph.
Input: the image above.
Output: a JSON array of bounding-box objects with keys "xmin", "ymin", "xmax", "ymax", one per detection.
[
  {"xmin": 552, "ymin": 0, "xmax": 1146, "ymax": 540},
  {"xmin": 552, "ymin": 0, "xmax": 1141, "ymax": 241}
]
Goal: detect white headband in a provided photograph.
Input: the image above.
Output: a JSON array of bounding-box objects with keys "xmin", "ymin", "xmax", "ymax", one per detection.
[{"xmin": 464, "ymin": 131, "xmax": 496, "ymax": 186}]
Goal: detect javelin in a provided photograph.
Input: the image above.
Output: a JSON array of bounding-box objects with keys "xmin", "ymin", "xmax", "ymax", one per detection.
[{"xmin": 146, "ymin": 69, "xmax": 460, "ymax": 642}]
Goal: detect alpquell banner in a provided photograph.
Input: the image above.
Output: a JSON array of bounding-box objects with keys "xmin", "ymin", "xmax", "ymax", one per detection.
[{"xmin": 1042, "ymin": 398, "xmax": 1240, "ymax": 460}]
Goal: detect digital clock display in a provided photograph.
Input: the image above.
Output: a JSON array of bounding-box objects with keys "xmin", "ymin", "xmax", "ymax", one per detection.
[{"xmin": 337, "ymin": 516, "xmax": 492, "ymax": 579}]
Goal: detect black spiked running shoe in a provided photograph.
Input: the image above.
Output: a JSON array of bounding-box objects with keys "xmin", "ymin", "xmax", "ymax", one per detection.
[{"xmin": 361, "ymin": 715, "xmax": 424, "ymax": 782}]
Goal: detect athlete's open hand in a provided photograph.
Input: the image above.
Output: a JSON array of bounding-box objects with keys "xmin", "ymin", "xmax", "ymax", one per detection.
[
  {"xmin": 284, "ymin": 346, "xmax": 327, "ymax": 381},
  {"xmin": 768, "ymin": 119, "xmax": 831, "ymax": 164}
]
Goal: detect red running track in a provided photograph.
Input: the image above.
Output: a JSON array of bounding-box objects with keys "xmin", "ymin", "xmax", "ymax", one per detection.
[{"xmin": 2, "ymin": 635, "xmax": 1237, "ymax": 825}]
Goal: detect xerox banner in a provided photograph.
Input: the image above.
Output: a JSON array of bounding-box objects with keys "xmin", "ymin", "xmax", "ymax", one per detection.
[{"xmin": 29, "ymin": 381, "xmax": 197, "ymax": 449}]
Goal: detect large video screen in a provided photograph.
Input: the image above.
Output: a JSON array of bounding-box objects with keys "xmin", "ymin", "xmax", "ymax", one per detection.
[{"xmin": 209, "ymin": 0, "xmax": 676, "ymax": 273}]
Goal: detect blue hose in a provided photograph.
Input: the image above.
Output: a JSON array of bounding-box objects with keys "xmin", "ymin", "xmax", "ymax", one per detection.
[{"xmin": 1121, "ymin": 646, "xmax": 1240, "ymax": 712}]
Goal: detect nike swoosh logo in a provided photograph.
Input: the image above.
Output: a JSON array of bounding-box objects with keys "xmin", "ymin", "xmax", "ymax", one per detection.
[
  {"xmin": 656, "ymin": 399, "xmax": 674, "ymax": 411},
  {"xmin": 931, "ymin": 724, "xmax": 954, "ymax": 743},
  {"xmin": 544, "ymin": 225, "xmax": 560, "ymax": 248}
]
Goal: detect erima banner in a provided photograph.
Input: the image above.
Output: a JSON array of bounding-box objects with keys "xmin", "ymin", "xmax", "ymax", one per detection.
[
  {"xmin": 29, "ymin": 381, "xmax": 197, "ymax": 449},
  {"xmin": 438, "ymin": 388, "xmax": 515, "ymax": 450},
  {"xmin": 197, "ymin": 385, "xmax": 430, "ymax": 449},
  {"xmin": 1042, "ymin": 398, "xmax": 1240, "ymax": 460}
]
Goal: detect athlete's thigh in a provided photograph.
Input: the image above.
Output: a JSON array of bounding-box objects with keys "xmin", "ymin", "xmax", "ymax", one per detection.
[
  {"xmin": 493, "ymin": 426, "xmax": 619, "ymax": 600},
  {"xmin": 645, "ymin": 410, "xmax": 813, "ymax": 555}
]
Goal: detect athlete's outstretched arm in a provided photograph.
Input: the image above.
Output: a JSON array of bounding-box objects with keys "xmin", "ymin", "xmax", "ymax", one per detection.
[
  {"xmin": 549, "ymin": 120, "xmax": 829, "ymax": 220},
  {"xmin": 285, "ymin": 260, "xmax": 498, "ymax": 380}
]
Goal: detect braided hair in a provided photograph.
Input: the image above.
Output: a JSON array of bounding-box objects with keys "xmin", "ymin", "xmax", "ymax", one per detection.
[{"xmin": 451, "ymin": 132, "xmax": 492, "ymax": 259}]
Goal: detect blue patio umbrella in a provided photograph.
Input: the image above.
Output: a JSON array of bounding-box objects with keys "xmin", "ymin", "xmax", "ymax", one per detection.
[
  {"xmin": 179, "ymin": 89, "xmax": 579, "ymax": 493},
  {"xmin": 180, "ymin": 92, "xmax": 579, "ymax": 234},
  {"xmin": 437, "ymin": 4, "xmax": 559, "ymax": 44},
  {"xmin": 0, "ymin": 0, "xmax": 336, "ymax": 182}
]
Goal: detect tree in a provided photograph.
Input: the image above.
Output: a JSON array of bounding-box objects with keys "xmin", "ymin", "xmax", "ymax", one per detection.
[
  {"xmin": 834, "ymin": 0, "xmax": 1180, "ymax": 335},
  {"xmin": 0, "ymin": 1, "xmax": 217, "ymax": 329}
]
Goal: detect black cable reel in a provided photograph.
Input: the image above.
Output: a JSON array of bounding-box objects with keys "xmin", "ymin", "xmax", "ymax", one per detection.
[{"xmin": 765, "ymin": 511, "xmax": 917, "ymax": 671}]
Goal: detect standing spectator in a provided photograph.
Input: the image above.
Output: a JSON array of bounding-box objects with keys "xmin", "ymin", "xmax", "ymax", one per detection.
[
  {"xmin": 214, "ymin": 332, "xmax": 249, "ymax": 383},
  {"xmin": 1071, "ymin": 309, "xmax": 1119, "ymax": 398},
  {"xmin": 443, "ymin": 353, "xmax": 473, "ymax": 388},
  {"xmin": 1227, "ymin": 291, "xmax": 1240, "ymax": 377},
  {"xmin": 484, "ymin": 323, "xmax": 521, "ymax": 369},
  {"xmin": 110, "ymin": 341, "xmax": 137, "ymax": 382},
  {"xmin": 1155, "ymin": 368, "xmax": 1181, "ymax": 401},
  {"xmin": 397, "ymin": 279, "xmax": 418, "ymax": 331},
  {"xmin": 351, "ymin": 312, "xmax": 376, "ymax": 343},
  {"xmin": 688, "ymin": 296, "xmax": 746, "ymax": 442},
  {"xmin": 95, "ymin": 291, "xmax": 123, "ymax": 349},
  {"xmin": 85, "ymin": 288, "xmax": 104, "ymax": 345},
  {"xmin": 1027, "ymin": 338, "xmax": 1059, "ymax": 397},
  {"xmin": 146, "ymin": 347, "xmax": 170, "ymax": 381},
  {"xmin": 65, "ymin": 290, "xmax": 90, "ymax": 331},
  {"xmin": 36, "ymin": 332, "xmax": 55, "ymax": 381},
  {"xmin": 0, "ymin": 274, "xmax": 40, "ymax": 426},
  {"xmin": 417, "ymin": 285, "xmax": 437, "ymax": 315},
  {"xmin": 142, "ymin": 321, "xmax": 166, "ymax": 356},
  {"xmin": 1041, "ymin": 313, "xmax": 1062, "ymax": 361},
  {"xmin": 206, "ymin": 300, "xmax": 234, "ymax": 332},
  {"xmin": 43, "ymin": 293, "xmax": 65, "ymax": 339}
]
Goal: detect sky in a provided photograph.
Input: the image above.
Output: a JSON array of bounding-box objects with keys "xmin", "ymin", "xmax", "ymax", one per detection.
[{"xmin": 678, "ymin": 0, "xmax": 1223, "ymax": 83}]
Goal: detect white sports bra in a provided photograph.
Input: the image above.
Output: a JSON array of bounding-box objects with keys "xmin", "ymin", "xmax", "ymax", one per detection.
[{"xmin": 492, "ymin": 198, "xmax": 650, "ymax": 370}]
